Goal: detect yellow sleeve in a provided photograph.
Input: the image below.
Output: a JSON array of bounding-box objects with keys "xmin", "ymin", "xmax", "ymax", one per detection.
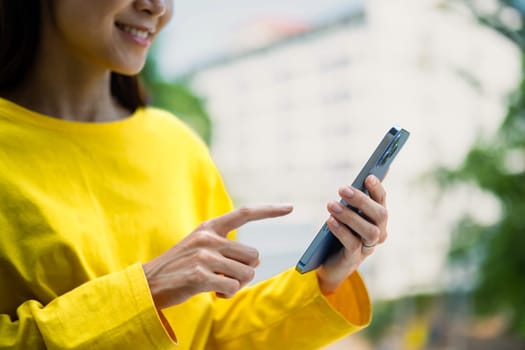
[
  {"xmin": 207, "ymin": 268, "xmax": 371, "ymax": 349},
  {"xmin": 0, "ymin": 263, "xmax": 176, "ymax": 350},
  {"xmin": 197, "ymin": 153, "xmax": 371, "ymax": 349}
]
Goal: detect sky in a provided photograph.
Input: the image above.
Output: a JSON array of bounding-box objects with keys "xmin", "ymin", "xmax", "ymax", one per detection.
[{"xmin": 156, "ymin": 0, "xmax": 362, "ymax": 77}]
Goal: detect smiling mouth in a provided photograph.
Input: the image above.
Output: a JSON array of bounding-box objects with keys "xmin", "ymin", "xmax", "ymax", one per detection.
[{"xmin": 115, "ymin": 22, "xmax": 151, "ymax": 40}]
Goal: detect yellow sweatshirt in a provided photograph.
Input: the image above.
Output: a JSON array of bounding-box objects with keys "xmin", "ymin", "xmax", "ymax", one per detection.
[{"xmin": 0, "ymin": 98, "xmax": 371, "ymax": 350}]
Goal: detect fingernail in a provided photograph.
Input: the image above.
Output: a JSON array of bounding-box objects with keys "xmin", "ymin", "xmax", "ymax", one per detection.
[
  {"xmin": 330, "ymin": 201, "xmax": 343, "ymax": 213},
  {"xmin": 367, "ymin": 175, "xmax": 378, "ymax": 186},
  {"xmin": 343, "ymin": 187, "xmax": 354, "ymax": 197},
  {"xmin": 329, "ymin": 216, "xmax": 340, "ymax": 228},
  {"xmin": 247, "ymin": 248, "xmax": 259, "ymax": 260}
]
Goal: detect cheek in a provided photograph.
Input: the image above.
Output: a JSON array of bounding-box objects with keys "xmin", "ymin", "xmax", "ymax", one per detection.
[
  {"xmin": 52, "ymin": 3, "xmax": 111, "ymax": 45},
  {"xmin": 52, "ymin": 0, "xmax": 120, "ymax": 36}
]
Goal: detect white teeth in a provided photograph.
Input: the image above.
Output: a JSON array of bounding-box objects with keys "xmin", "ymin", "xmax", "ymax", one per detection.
[{"xmin": 120, "ymin": 24, "xmax": 150, "ymax": 39}]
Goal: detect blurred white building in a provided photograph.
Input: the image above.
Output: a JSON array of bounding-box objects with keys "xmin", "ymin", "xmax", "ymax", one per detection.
[{"xmin": 186, "ymin": 0, "xmax": 520, "ymax": 300}]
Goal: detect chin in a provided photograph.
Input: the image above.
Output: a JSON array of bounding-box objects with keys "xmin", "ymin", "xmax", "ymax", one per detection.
[
  {"xmin": 115, "ymin": 70, "xmax": 142, "ymax": 77},
  {"xmin": 114, "ymin": 67, "xmax": 144, "ymax": 77},
  {"xmin": 111, "ymin": 60, "xmax": 147, "ymax": 77}
]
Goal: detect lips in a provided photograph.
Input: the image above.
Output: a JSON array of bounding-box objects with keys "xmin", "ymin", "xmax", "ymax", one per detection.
[{"xmin": 115, "ymin": 22, "xmax": 152, "ymax": 40}]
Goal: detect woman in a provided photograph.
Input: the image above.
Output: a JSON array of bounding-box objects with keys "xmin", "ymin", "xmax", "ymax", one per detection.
[{"xmin": 0, "ymin": 1, "xmax": 388, "ymax": 349}]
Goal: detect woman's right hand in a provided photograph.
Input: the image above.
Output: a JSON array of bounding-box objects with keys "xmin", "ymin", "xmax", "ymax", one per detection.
[{"xmin": 143, "ymin": 205, "xmax": 293, "ymax": 310}]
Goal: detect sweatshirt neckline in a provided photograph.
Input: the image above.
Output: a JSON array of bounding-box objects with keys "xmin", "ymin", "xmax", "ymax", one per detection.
[{"xmin": 0, "ymin": 97, "xmax": 145, "ymax": 133}]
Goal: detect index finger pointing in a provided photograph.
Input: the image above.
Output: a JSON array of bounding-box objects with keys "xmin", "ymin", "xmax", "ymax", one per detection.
[{"xmin": 207, "ymin": 204, "xmax": 293, "ymax": 237}]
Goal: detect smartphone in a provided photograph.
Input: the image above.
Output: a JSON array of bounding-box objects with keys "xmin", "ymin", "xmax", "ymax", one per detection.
[{"xmin": 295, "ymin": 125, "xmax": 410, "ymax": 274}]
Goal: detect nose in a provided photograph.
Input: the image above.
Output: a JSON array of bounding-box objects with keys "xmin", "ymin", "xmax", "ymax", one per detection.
[{"xmin": 134, "ymin": 0, "xmax": 167, "ymax": 17}]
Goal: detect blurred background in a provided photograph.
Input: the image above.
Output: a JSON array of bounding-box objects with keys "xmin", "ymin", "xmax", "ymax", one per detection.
[{"xmin": 142, "ymin": 0, "xmax": 525, "ymax": 348}]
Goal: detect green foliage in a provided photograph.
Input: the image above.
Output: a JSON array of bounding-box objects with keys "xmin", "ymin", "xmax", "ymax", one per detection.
[
  {"xmin": 140, "ymin": 53, "xmax": 212, "ymax": 145},
  {"xmin": 446, "ymin": 59, "xmax": 525, "ymax": 333},
  {"xmin": 364, "ymin": 294, "xmax": 437, "ymax": 341},
  {"xmin": 442, "ymin": 0, "xmax": 525, "ymax": 337},
  {"xmin": 145, "ymin": 80, "xmax": 212, "ymax": 144},
  {"xmin": 364, "ymin": 299, "xmax": 398, "ymax": 340}
]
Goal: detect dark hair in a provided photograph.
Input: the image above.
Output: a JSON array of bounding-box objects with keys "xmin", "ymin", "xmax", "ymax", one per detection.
[{"xmin": 0, "ymin": 0, "xmax": 148, "ymax": 111}]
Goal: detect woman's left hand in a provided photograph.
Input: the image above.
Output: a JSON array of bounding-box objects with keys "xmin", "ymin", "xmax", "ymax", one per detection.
[{"xmin": 316, "ymin": 175, "xmax": 388, "ymax": 294}]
